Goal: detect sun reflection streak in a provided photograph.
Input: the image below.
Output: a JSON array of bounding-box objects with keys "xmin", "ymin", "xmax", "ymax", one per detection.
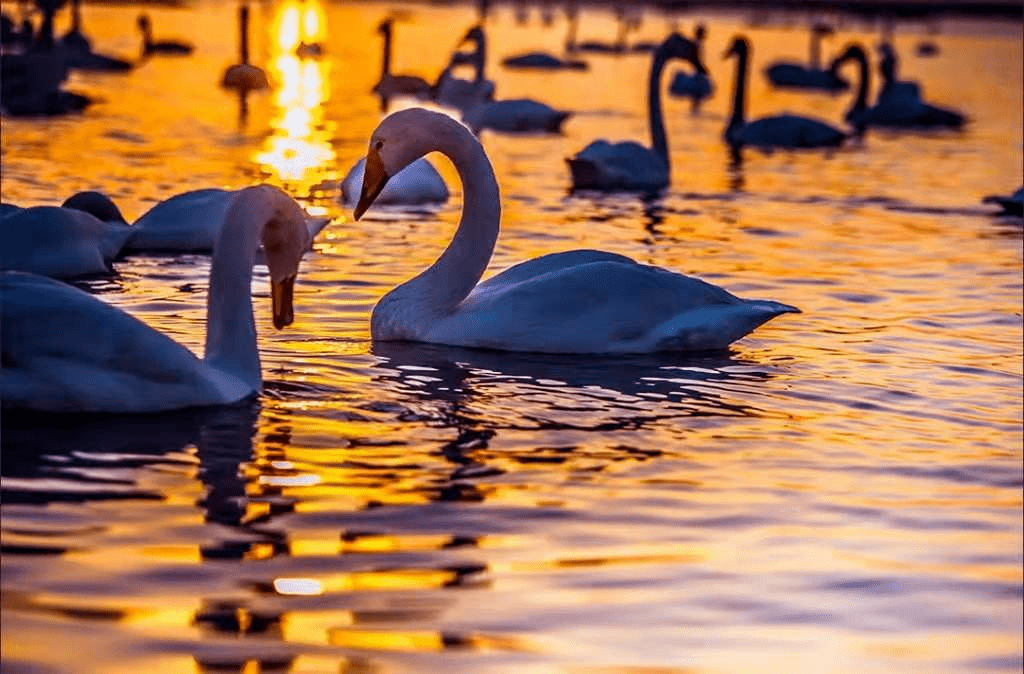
[{"xmin": 255, "ymin": 0, "xmax": 336, "ymax": 191}]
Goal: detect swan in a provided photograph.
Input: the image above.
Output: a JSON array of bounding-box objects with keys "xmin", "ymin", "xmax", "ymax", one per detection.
[
  {"xmin": 0, "ymin": 51, "xmax": 93, "ymax": 116},
  {"xmin": 373, "ymin": 18, "xmax": 431, "ymax": 100},
  {"xmin": 138, "ymin": 13, "xmax": 194, "ymax": 56},
  {"xmin": 567, "ymin": 33, "xmax": 705, "ymax": 192},
  {"xmin": 222, "ymin": 5, "xmax": 268, "ymax": 91},
  {"xmin": 0, "ymin": 185, "xmax": 309, "ymax": 413},
  {"xmin": 725, "ymin": 36, "xmax": 847, "ymax": 151},
  {"xmin": 984, "ymin": 187, "xmax": 1023, "ymax": 216},
  {"xmin": 574, "ymin": 9, "xmax": 630, "ymax": 54},
  {"xmin": 0, "ymin": 200, "xmax": 131, "ymax": 278},
  {"xmin": 340, "ymin": 157, "xmax": 448, "ymax": 207},
  {"xmin": 61, "ymin": 0, "xmax": 133, "ymax": 72},
  {"xmin": 833, "ymin": 43, "xmax": 965, "ymax": 132},
  {"xmin": 463, "ymin": 98, "xmax": 571, "ymax": 134},
  {"xmin": 668, "ymin": 24, "xmax": 714, "ymax": 113},
  {"xmin": 352, "ymin": 108, "xmax": 799, "ymax": 353},
  {"xmin": 764, "ymin": 23, "xmax": 849, "ymax": 92},
  {"xmin": 501, "ymin": 9, "xmax": 588, "ymax": 70},
  {"xmin": 432, "ymin": 26, "xmax": 496, "ymax": 112}
]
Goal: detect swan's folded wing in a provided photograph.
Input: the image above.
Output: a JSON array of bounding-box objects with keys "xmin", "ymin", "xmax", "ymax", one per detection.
[
  {"xmin": 1, "ymin": 273, "xmax": 228, "ymax": 412},
  {"xmin": 477, "ymin": 250, "xmax": 637, "ymax": 291},
  {"xmin": 127, "ymin": 188, "xmax": 234, "ymax": 251}
]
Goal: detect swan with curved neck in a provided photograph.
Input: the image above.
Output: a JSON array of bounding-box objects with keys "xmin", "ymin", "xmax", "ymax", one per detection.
[
  {"xmin": 1, "ymin": 185, "xmax": 308, "ymax": 413},
  {"xmin": 373, "ymin": 18, "xmax": 431, "ymax": 99},
  {"xmin": 137, "ymin": 13, "xmax": 193, "ymax": 56},
  {"xmin": 669, "ymin": 25, "xmax": 714, "ymax": 112},
  {"xmin": 433, "ymin": 25, "xmax": 495, "ymax": 111},
  {"xmin": 833, "ymin": 43, "xmax": 965, "ymax": 131},
  {"xmin": 568, "ymin": 33, "xmax": 704, "ymax": 191},
  {"xmin": 353, "ymin": 108, "xmax": 799, "ymax": 353},
  {"xmin": 725, "ymin": 36, "xmax": 846, "ymax": 150}
]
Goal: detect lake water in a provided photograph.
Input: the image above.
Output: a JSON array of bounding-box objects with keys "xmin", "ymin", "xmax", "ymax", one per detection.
[{"xmin": 1, "ymin": 2, "xmax": 1022, "ymax": 673}]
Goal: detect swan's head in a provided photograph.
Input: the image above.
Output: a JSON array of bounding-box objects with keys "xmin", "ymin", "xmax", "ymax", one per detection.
[
  {"xmin": 244, "ymin": 186, "xmax": 309, "ymax": 329},
  {"xmin": 724, "ymin": 36, "xmax": 748, "ymax": 60},
  {"xmin": 62, "ymin": 191, "xmax": 128, "ymax": 225},
  {"xmin": 378, "ymin": 18, "xmax": 392, "ymax": 34},
  {"xmin": 660, "ymin": 33, "xmax": 706, "ymax": 74},
  {"xmin": 695, "ymin": 24, "xmax": 707, "ymax": 42},
  {"xmin": 354, "ymin": 108, "xmax": 454, "ymax": 220},
  {"xmin": 137, "ymin": 13, "xmax": 150, "ymax": 31},
  {"xmin": 460, "ymin": 25, "xmax": 484, "ymax": 47}
]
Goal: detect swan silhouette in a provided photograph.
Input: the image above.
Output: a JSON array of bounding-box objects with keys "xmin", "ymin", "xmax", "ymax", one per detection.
[{"xmin": 372, "ymin": 18, "xmax": 431, "ymax": 100}]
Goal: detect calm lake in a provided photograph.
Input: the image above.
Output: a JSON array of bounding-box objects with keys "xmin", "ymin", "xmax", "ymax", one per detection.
[{"xmin": 1, "ymin": 1, "xmax": 1022, "ymax": 673}]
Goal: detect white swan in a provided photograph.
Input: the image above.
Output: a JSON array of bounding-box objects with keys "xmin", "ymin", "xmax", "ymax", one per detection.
[
  {"xmin": 432, "ymin": 26, "xmax": 496, "ymax": 112},
  {"xmin": 1, "ymin": 185, "xmax": 309, "ymax": 413},
  {"xmin": 352, "ymin": 108, "xmax": 799, "ymax": 353},
  {"xmin": 0, "ymin": 199, "xmax": 131, "ymax": 278},
  {"xmin": 568, "ymin": 33, "xmax": 705, "ymax": 192},
  {"xmin": 463, "ymin": 98, "xmax": 571, "ymax": 134},
  {"xmin": 373, "ymin": 18, "xmax": 431, "ymax": 100},
  {"xmin": 340, "ymin": 157, "xmax": 448, "ymax": 207},
  {"xmin": 65, "ymin": 188, "xmax": 328, "ymax": 253}
]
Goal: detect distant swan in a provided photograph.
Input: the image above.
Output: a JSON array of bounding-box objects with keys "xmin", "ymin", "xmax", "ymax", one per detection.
[
  {"xmin": 341, "ymin": 157, "xmax": 448, "ymax": 207},
  {"xmin": 432, "ymin": 26, "xmax": 496, "ymax": 112},
  {"xmin": 63, "ymin": 188, "xmax": 329, "ymax": 253},
  {"xmin": 352, "ymin": 108, "xmax": 799, "ymax": 353},
  {"xmin": 568, "ymin": 33, "xmax": 705, "ymax": 191},
  {"xmin": 725, "ymin": 36, "xmax": 847, "ymax": 151},
  {"xmin": 833, "ymin": 43, "xmax": 965, "ymax": 132},
  {"xmin": 0, "ymin": 186, "xmax": 309, "ymax": 413},
  {"xmin": 764, "ymin": 23, "xmax": 848, "ymax": 92},
  {"xmin": 668, "ymin": 24, "xmax": 713, "ymax": 112},
  {"xmin": 222, "ymin": 5, "xmax": 268, "ymax": 91},
  {"xmin": 0, "ymin": 197, "xmax": 130, "ymax": 278},
  {"xmin": 984, "ymin": 187, "xmax": 1023, "ymax": 216},
  {"xmin": 62, "ymin": 0, "xmax": 133, "ymax": 71},
  {"xmin": 464, "ymin": 98, "xmax": 571, "ymax": 134},
  {"xmin": 501, "ymin": 9, "xmax": 588, "ymax": 70},
  {"xmin": 372, "ymin": 18, "xmax": 431, "ymax": 99},
  {"xmin": 138, "ymin": 13, "xmax": 194, "ymax": 56}
]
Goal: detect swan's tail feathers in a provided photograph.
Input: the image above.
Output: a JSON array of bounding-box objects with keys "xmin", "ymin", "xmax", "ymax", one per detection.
[
  {"xmin": 651, "ymin": 300, "xmax": 800, "ymax": 352},
  {"xmin": 304, "ymin": 216, "xmax": 332, "ymax": 249}
]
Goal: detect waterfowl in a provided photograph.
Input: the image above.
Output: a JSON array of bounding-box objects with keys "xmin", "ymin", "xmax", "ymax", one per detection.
[
  {"xmin": 1, "ymin": 186, "xmax": 309, "ymax": 413},
  {"xmin": 0, "ymin": 199, "xmax": 130, "ymax": 278},
  {"xmin": 724, "ymin": 36, "xmax": 847, "ymax": 151},
  {"xmin": 984, "ymin": 187, "xmax": 1023, "ymax": 216},
  {"xmin": 574, "ymin": 9, "xmax": 630, "ymax": 54},
  {"xmin": 464, "ymin": 98, "xmax": 571, "ymax": 134},
  {"xmin": 501, "ymin": 8, "xmax": 588, "ymax": 70},
  {"xmin": 764, "ymin": 23, "xmax": 849, "ymax": 92},
  {"xmin": 668, "ymin": 24, "xmax": 713, "ymax": 112},
  {"xmin": 353, "ymin": 108, "xmax": 799, "ymax": 353},
  {"xmin": 138, "ymin": 13, "xmax": 194, "ymax": 56},
  {"xmin": 61, "ymin": 0, "xmax": 132, "ymax": 71},
  {"xmin": 568, "ymin": 33, "xmax": 705, "ymax": 191},
  {"xmin": 372, "ymin": 18, "xmax": 431, "ymax": 99},
  {"xmin": 222, "ymin": 5, "xmax": 268, "ymax": 91},
  {"xmin": 341, "ymin": 157, "xmax": 448, "ymax": 207},
  {"xmin": 433, "ymin": 26, "xmax": 496, "ymax": 111}
]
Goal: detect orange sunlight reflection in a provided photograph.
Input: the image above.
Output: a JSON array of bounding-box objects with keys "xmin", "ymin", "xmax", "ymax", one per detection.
[{"xmin": 255, "ymin": 0, "xmax": 336, "ymax": 192}]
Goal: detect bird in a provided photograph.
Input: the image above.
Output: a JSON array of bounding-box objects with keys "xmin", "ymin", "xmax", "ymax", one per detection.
[
  {"xmin": 832, "ymin": 43, "xmax": 965, "ymax": 132},
  {"xmin": 0, "ymin": 194, "xmax": 131, "ymax": 278},
  {"xmin": 764, "ymin": 23, "xmax": 849, "ymax": 92},
  {"xmin": 668, "ymin": 24, "xmax": 714, "ymax": 113},
  {"xmin": 351, "ymin": 108, "xmax": 799, "ymax": 354},
  {"xmin": 501, "ymin": 8, "xmax": 588, "ymax": 70},
  {"xmin": 432, "ymin": 26, "xmax": 496, "ymax": 112},
  {"xmin": 137, "ymin": 13, "xmax": 194, "ymax": 56},
  {"xmin": 463, "ymin": 98, "xmax": 571, "ymax": 134},
  {"xmin": 0, "ymin": 185, "xmax": 309, "ymax": 413},
  {"xmin": 724, "ymin": 36, "xmax": 847, "ymax": 151},
  {"xmin": 574, "ymin": 8, "xmax": 631, "ymax": 54},
  {"xmin": 983, "ymin": 187, "xmax": 1023, "ymax": 216},
  {"xmin": 567, "ymin": 33, "xmax": 706, "ymax": 192},
  {"xmin": 340, "ymin": 157, "xmax": 448, "ymax": 207},
  {"xmin": 61, "ymin": 0, "xmax": 133, "ymax": 72},
  {"xmin": 222, "ymin": 5, "xmax": 268, "ymax": 91},
  {"xmin": 372, "ymin": 17, "xmax": 431, "ymax": 100},
  {"xmin": 60, "ymin": 188, "xmax": 329, "ymax": 254}
]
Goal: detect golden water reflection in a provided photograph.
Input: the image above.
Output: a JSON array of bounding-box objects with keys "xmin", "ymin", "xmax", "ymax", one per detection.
[{"xmin": 254, "ymin": 0, "xmax": 336, "ymax": 192}]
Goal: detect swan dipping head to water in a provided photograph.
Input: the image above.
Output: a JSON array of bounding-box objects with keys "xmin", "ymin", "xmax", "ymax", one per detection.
[{"xmin": 353, "ymin": 108, "xmax": 799, "ymax": 354}]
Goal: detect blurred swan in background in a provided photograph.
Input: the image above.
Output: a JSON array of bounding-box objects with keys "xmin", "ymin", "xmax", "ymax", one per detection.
[
  {"xmin": 373, "ymin": 17, "xmax": 431, "ymax": 99},
  {"xmin": 137, "ymin": 13, "xmax": 194, "ymax": 56},
  {"xmin": 352, "ymin": 108, "xmax": 799, "ymax": 353},
  {"xmin": 433, "ymin": 25, "xmax": 496, "ymax": 111},
  {"xmin": 222, "ymin": 5, "xmax": 268, "ymax": 91},
  {"xmin": 0, "ymin": 186, "xmax": 308, "ymax": 413},
  {"xmin": 0, "ymin": 196, "xmax": 130, "ymax": 278},
  {"xmin": 668, "ymin": 24, "xmax": 713, "ymax": 112},
  {"xmin": 984, "ymin": 187, "xmax": 1023, "ymax": 216},
  {"xmin": 463, "ymin": 96, "xmax": 571, "ymax": 134},
  {"xmin": 341, "ymin": 156, "xmax": 448, "ymax": 207},
  {"xmin": 725, "ymin": 36, "xmax": 847, "ymax": 151},
  {"xmin": 568, "ymin": 34, "xmax": 706, "ymax": 191},
  {"xmin": 501, "ymin": 6, "xmax": 588, "ymax": 70},
  {"xmin": 764, "ymin": 23, "xmax": 849, "ymax": 92},
  {"xmin": 61, "ymin": 0, "xmax": 133, "ymax": 71}
]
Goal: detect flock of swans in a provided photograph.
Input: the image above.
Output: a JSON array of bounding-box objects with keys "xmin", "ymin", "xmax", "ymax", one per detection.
[{"xmin": 1, "ymin": 13, "xmax": 1019, "ymax": 415}]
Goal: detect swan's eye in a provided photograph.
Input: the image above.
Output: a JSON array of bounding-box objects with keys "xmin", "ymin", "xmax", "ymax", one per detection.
[{"xmin": 374, "ymin": 140, "xmax": 384, "ymax": 151}]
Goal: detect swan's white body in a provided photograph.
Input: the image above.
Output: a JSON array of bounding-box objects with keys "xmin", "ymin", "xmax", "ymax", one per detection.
[
  {"xmin": 463, "ymin": 99, "xmax": 570, "ymax": 134},
  {"xmin": 0, "ymin": 205, "xmax": 131, "ymax": 278},
  {"xmin": 341, "ymin": 157, "xmax": 448, "ymax": 207},
  {"xmin": 355, "ymin": 108, "xmax": 799, "ymax": 354},
  {"xmin": 0, "ymin": 186, "xmax": 309, "ymax": 413},
  {"xmin": 122, "ymin": 188, "xmax": 328, "ymax": 252}
]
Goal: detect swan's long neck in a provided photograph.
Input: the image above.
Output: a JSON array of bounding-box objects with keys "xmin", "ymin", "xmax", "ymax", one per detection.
[
  {"xmin": 728, "ymin": 46, "xmax": 748, "ymax": 132},
  {"xmin": 71, "ymin": 0, "xmax": 81, "ymax": 33},
  {"xmin": 845, "ymin": 50, "xmax": 869, "ymax": 123},
  {"xmin": 564, "ymin": 12, "xmax": 578, "ymax": 52},
  {"xmin": 809, "ymin": 30, "xmax": 823, "ymax": 69},
  {"xmin": 204, "ymin": 189, "xmax": 268, "ymax": 391},
  {"xmin": 386, "ymin": 119, "xmax": 500, "ymax": 318},
  {"xmin": 647, "ymin": 44, "xmax": 672, "ymax": 171},
  {"xmin": 239, "ymin": 6, "xmax": 250, "ymax": 65},
  {"xmin": 473, "ymin": 32, "xmax": 487, "ymax": 82},
  {"xmin": 380, "ymin": 25, "xmax": 392, "ymax": 79}
]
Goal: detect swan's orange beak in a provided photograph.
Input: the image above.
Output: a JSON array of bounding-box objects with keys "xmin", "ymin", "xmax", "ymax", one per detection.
[
  {"xmin": 354, "ymin": 147, "xmax": 390, "ymax": 220},
  {"xmin": 271, "ymin": 275, "xmax": 295, "ymax": 329}
]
